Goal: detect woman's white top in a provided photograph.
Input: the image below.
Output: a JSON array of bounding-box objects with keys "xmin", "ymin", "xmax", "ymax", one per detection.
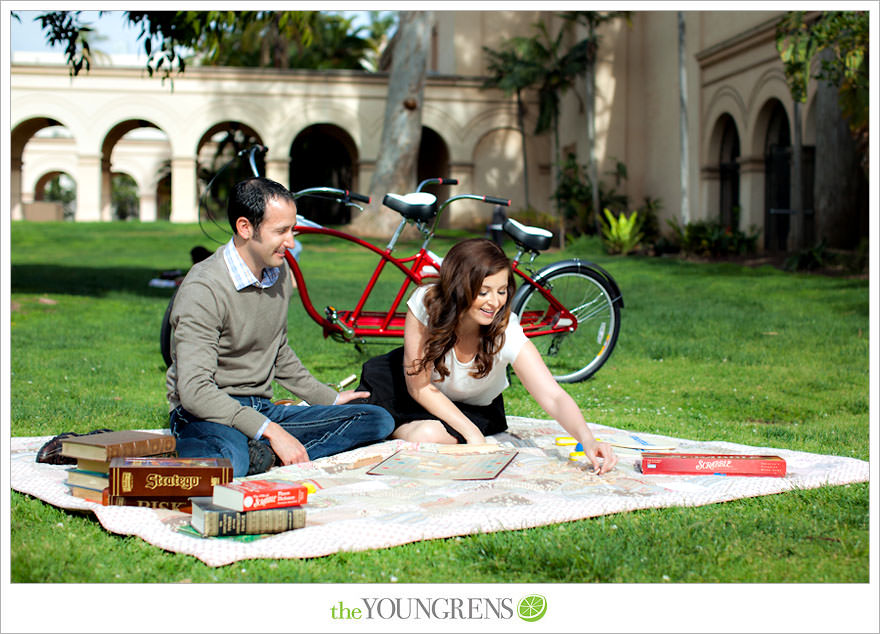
[{"xmin": 407, "ymin": 284, "xmax": 528, "ymax": 406}]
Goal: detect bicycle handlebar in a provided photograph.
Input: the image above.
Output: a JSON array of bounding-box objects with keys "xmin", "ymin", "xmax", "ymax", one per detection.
[
  {"xmin": 483, "ymin": 196, "xmax": 510, "ymax": 206},
  {"xmin": 417, "ymin": 177, "xmax": 459, "ymax": 192},
  {"xmin": 294, "ymin": 186, "xmax": 370, "ymax": 207},
  {"xmin": 348, "ymin": 191, "xmax": 371, "ymax": 204}
]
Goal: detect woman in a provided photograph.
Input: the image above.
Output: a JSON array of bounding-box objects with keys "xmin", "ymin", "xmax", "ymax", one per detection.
[{"xmin": 356, "ymin": 238, "xmax": 617, "ymax": 475}]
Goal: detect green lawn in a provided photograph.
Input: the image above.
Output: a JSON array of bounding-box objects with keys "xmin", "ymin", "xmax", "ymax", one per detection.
[{"xmin": 8, "ymin": 221, "xmax": 870, "ymax": 587}]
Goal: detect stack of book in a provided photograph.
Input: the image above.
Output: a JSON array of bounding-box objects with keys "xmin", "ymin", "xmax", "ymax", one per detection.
[
  {"xmin": 190, "ymin": 479, "xmax": 310, "ymax": 537},
  {"xmin": 61, "ymin": 429, "xmax": 235, "ymax": 513},
  {"xmin": 61, "ymin": 430, "xmax": 177, "ymax": 504}
]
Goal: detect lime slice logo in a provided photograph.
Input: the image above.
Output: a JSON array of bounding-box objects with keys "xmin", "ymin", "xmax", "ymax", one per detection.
[{"xmin": 517, "ymin": 594, "xmax": 547, "ymax": 622}]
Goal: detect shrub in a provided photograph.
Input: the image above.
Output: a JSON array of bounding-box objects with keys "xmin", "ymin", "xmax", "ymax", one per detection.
[
  {"xmin": 601, "ymin": 208, "xmax": 644, "ymax": 255},
  {"xmin": 666, "ymin": 219, "xmax": 761, "ymax": 257}
]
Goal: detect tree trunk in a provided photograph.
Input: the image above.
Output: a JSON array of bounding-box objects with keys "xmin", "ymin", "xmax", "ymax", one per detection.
[
  {"xmin": 585, "ymin": 59, "xmax": 600, "ymax": 236},
  {"xmin": 813, "ymin": 67, "xmax": 867, "ymax": 249},
  {"xmin": 349, "ymin": 11, "xmax": 433, "ymax": 238},
  {"xmin": 678, "ymin": 12, "xmax": 690, "ymax": 225}
]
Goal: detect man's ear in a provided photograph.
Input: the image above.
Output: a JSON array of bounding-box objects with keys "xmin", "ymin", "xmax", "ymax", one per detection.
[{"xmin": 235, "ymin": 216, "xmax": 253, "ymax": 240}]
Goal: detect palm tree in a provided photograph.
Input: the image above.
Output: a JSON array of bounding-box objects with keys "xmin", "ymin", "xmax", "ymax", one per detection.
[{"xmin": 678, "ymin": 11, "xmax": 691, "ymax": 226}]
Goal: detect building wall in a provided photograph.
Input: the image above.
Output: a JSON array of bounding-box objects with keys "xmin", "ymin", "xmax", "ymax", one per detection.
[{"xmin": 11, "ymin": 9, "xmax": 843, "ymax": 251}]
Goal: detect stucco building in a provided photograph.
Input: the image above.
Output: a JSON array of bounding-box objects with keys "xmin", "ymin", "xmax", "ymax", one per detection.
[{"xmin": 9, "ymin": 10, "xmax": 866, "ymax": 251}]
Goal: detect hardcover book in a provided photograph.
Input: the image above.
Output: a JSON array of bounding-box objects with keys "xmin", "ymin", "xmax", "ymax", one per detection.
[
  {"xmin": 102, "ymin": 490, "xmax": 193, "ymax": 513},
  {"xmin": 75, "ymin": 457, "xmax": 113, "ymax": 474},
  {"xmin": 60, "ymin": 430, "xmax": 176, "ymax": 461},
  {"xmin": 66, "ymin": 468, "xmax": 109, "ymax": 490},
  {"xmin": 109, "ymin": 457, "xmax": 232, "ymax": 497},
  {"xmin": 190, "ymin": 497, "xmax": 307, "ymax": 537},
  {"xmin": 66, "ymin": 483, "xmax": 104, "ymax": 503},
  {"xmin": 641, "ymin": 453, "xmax": 787, "ymax": 477},
  {"xmin": 212, "ymin": 479, "xmax": 309, "ymax": 512},
  {"xmin": 76, "ymin": 452, "xmax": 177, "ymax": 474}
]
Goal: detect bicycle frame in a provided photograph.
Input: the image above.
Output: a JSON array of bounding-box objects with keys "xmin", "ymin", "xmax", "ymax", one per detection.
[
  {"xmin": 284, "ymin": 227, "xmax": 439, "ymax": 342},
  {"xmin": 284, "ymin": 226, "xmax": 581, "ymax": 345},
  {"xmin": 163, "ymin": 144, "xmax": 621, "ymax": 381},
  {"xmin": 509, "ymin": 258, "xmax": 578, "ymax": 338}
]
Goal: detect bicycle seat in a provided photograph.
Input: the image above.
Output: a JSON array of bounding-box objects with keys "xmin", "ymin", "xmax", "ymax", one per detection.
[
  {"xmin": 382, "ymin": 192, "xmax": 437, "ymax": 222},
  {"xmin": 503, "ymin": 218, "xmax": 553, "ymax": 251}
]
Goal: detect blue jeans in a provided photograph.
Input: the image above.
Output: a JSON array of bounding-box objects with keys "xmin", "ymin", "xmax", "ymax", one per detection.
[{"xmin": 169, "ymin": 396, "xmax": 394, "ymax": 477}]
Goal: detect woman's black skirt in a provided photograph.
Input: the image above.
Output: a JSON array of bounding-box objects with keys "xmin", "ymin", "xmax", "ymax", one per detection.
[{"xmin": 354, "ymin": 346, "xmax": 507, "ymax": 443}]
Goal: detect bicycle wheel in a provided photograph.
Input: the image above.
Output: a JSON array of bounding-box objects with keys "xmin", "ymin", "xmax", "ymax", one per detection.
[
  {"xmin": 512, "ymin": 264, "xmax": 621, "ymax": 383},
  {"xmin": 159, "ymin": 290, "xmax": 177, "ymax": 368}
]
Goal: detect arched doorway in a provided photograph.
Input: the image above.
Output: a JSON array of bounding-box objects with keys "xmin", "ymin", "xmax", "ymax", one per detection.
[
  {"xmin": 196, "ymin": 122, "xmax": 264, "ymax": 238},
  {"xmin": 290, "ymin": 124, "xmax": 358, "ymax": 225},
  {"xmin": 764, "ymin": 100, "xmax": 791, "ymax": 252},
  {"xmin": 33, "ymin": 171, "xmax": 76, "ymax": 220},
  {"xmin": 12, "ymin": 118, "xmax": 71, "ymax": 220},
  {"xmin": 718, "ymin": 114, "xmax": 741, "ymax": 230},
  {"xmin": 111, "ymin": 172, "xmax": 139, "ymax": 220},
  {"xmin": 417, "ymin": 127, "xmax": 451, "ymax": 226},
  {"xmin": 106, "ymin": 125, "xmax": 170, "ymax": 222}
]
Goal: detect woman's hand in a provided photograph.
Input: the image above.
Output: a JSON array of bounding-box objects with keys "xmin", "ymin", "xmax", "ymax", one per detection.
[
  {"xmin": 581, "ymin": 439, "xmax": 617, "ymax": 475},
  {"xmin": 462, "ymin": 429, "xmax": 487, "ymax": 445}
]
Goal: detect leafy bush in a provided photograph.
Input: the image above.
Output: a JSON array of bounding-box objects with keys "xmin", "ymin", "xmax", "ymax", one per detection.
[
  {"xmin": 635, "ymin": 196, "xmax": 662, "ymax": 247},
  {"xmin": 666, "ymin": 219, "xmax": 761, "ymax": 257},
  {"xmin": 552, "ymin": 152, "xmax": 630, "ymax": 237},
  {"xmin": 784, "ymin": 240, "xmax": 828, "ymax": 272},
  {"xmin": 601, "ymin": 208, "xmax": 644, "ymax": 255}
]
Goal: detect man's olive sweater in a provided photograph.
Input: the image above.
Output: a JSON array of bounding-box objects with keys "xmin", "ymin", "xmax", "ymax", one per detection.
[{"xmin": 165, "ymin": 245, "xmax": 337, "ymax": 438}]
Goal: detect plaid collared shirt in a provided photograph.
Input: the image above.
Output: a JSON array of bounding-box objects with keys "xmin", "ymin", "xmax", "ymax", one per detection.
[{"xmin": 222, "ymin": 238, "xmax": 280, "ymax": 290}]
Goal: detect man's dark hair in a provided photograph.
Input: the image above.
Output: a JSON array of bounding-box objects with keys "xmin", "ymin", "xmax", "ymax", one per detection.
[{"xmin": 227, "ymin": 177, "xmax": 295, "ymax": 234}]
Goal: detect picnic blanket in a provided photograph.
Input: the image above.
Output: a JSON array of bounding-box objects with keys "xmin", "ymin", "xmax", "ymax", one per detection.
[{"xmin": 10, "ymin": 417, "xmax": 869, "ymax": 567}]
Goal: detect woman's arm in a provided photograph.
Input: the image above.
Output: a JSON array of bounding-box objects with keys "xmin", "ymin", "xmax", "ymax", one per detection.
[
  {"xmin": 403, "ymin": 311, "xmax": 486, "ymax": 444},
  {"xmin": 512, "ymin": 341, "xmax": 617, "ymax": 474}
]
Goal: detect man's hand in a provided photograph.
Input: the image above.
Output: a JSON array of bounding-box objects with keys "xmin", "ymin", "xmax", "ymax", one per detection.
[
  {"xmin": 334, "ymin": 390, "xmax": 370, "ymax": 405},
  {"xmin": 261, "ymin": 421, "xmax": 309, "ymax": 465}
]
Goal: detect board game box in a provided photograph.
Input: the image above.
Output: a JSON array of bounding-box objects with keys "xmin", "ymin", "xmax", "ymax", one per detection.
[{"xmin": 641, "ymin": 453, "xmax": 786, "ymax": 477}]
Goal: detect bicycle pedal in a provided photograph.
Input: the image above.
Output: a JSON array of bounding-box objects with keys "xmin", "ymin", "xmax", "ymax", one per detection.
[{"xmin": 324, "ymin": 306, "xmax": 355, "ymax": 339}]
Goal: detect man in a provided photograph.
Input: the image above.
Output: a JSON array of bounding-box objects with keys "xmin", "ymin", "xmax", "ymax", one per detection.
[{"xmin": 165, "ymin": 177, "xmax": 394, "ymax": 477}]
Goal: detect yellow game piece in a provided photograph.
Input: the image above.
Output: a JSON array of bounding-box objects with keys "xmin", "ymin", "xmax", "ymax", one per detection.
[{"xmin": 555, "ymin": 436, "xmax": 577, "ymax": 446}]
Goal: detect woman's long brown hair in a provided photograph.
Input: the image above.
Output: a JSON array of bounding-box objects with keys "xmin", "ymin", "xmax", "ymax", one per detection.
[{"xmin": 410, "ymin": 238, "xmax": 516, "ymax": 380}]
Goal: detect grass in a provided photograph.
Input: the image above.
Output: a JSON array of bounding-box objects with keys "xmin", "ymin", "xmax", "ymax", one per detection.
[{"xmin": 8, "ymin": 221, "xmax": 871, "ymax": 586}]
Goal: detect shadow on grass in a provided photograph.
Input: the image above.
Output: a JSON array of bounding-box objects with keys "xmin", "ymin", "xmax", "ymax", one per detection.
[{"xmin": 11, "ymin": 264, "xmax": 179, "ymax": 299}]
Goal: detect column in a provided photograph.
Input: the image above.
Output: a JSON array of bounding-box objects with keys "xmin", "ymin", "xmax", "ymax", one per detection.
[
  {"xmin": 169, "ymin": 156, "xmax": 198, "ymax": 223},
  {"xmin": 11, "ymin": 156, "xmax": 23, "ymax": 221},
  {"xmin": 139, "ymin": 191, "xmax": 157, "ymax": 222},
  {"xmin": 699, "ymin": 165, "xmax": 720, "ymax": 225},
  {"xmin": 74, "ymin": 154, "xmax": 102, "ymax": 221},
  {"xmin": 101, "ymin": 158, "xmax": 113, "ymax": 221},
  {"xmin": 737, "ymin": 154, "xmax": 766, "ymax": 250}
]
